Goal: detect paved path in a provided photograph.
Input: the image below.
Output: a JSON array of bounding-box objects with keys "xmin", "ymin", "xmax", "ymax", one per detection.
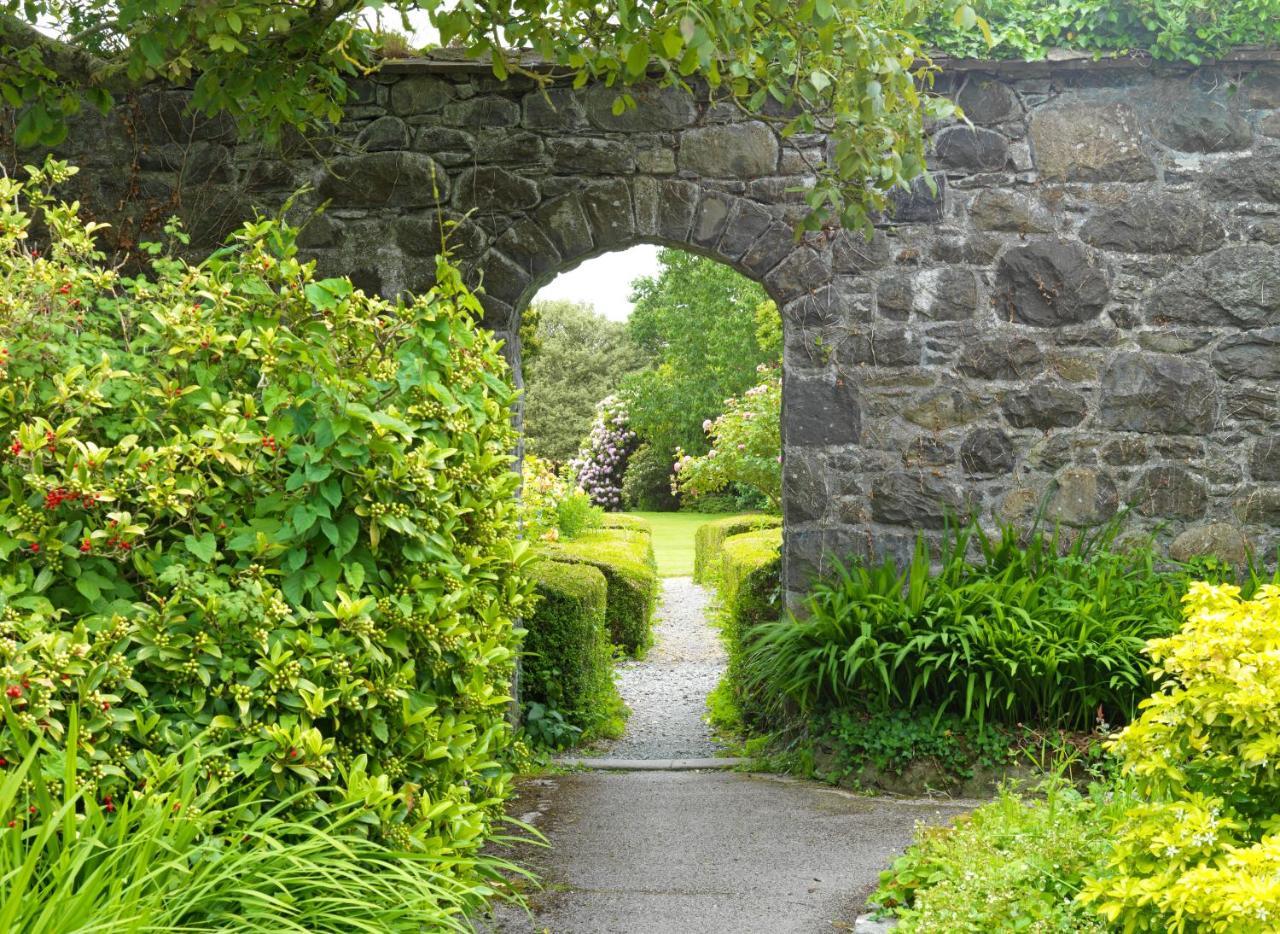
[{"xmin": 483, "ymin": 578, "xmax": 976, "ymax": 933}]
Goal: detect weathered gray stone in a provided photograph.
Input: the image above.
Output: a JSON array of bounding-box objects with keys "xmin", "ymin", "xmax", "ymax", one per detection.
[
  {"xmin": 1030, "ymin": 101, "xmax": 1153, "ymax": 182},
  {"xmin": 414, "ymin": 126, "xmax": 474, "ymax": 156},
  {"xmin": 453, "ymin": 166, "xmax": 540, "ymax": 213},
  {"xmin": 871, "ymin": 473, "xmax": 968, "ymax": 528},
  {"xmin": 534, "ymin": 194, "xmax": 594, "ymax": 258},
  {"xmin": 1048, "ymin": 467, "xmax": 1118, "ymax": 527},
  {"xmin": 968, "ymin": 189, "xmax": 1054, "ymax": 233},
  {"xmin": 933, "ymin": 126, "xmax": 1009, "ymax": 173},
  {"xmin": 1130, "ymin": 465, "xmax": 1208, "ymax": 519},
  {"xmin": 956, "ymin": 79, "xmax": 1020, "ymax": 125},
  {"xmin": 885, "ymin": 173, "xmax": 946, "ymax": 224},
  {"xmin": 1212, "ymin": 327, "xmax": 1280, "ymax": 381},
  {"xmin": 473, "ymin": 129, "xmax": 546, "ymax": 164},
  {"xmin": 996, "ymin": 240, "xmax": 1110, "ymax": 327},
  {"xmin": 836, "ymin": 326, "xmax": 920, "ymax": 367},
  {"xmin": 960, "ymin": 428, "xmax": 1015, "ymax": 477},
  {"xmin": 494, "ymin": 218, "xmax": 563, "ymax": 279},
  {"xmin": 1144, "ymin": 246, "xmax": 1280, "ymax": 328},
  {"xmin": 585, "ymin": 84, "xmax": 696, "ymax": 131},
  {"xmin": 547, "ymin": 138, "xmax": 635, "ymax": 174},
  {"xmin": 656, "ymin": 180, "xmax": 699, "ymax": 242},
  {"xmin": 580, "ymin": 179, "xmax": 635, "ymax": 250},
  {"xmin": 1080, "ymin": 197, "xmax": 1224, "ymax": 255},
  {"xmin": 1234, "ymin": 488, "xmax": 1280, "ymax": 525},
  {"xmin": 904, "ymin": 388, "xmax": 983, "ymax": 430},
  {"xmin": 356, "ymin": 116, "xmax": 410, "ymax": 152},
  {"xmin": 319, "ymin": 152, "xmax": 449, "ymax": 207},
  {"xmin": 691, "ymin": 189, "xmax": 734, "ymax": 247},
  {"xmin": 136, "ymin": 91, "xmax": 237, "ymax": 144},
  {"xmin": 138, "ymin": 141, "xmax": 234, "ymax": 185},
  {"xmin": 1205, "ymin": 155, "xmax": 1280, "ymax": 203},
  {"xmin": 783, "ymin": 453, "xmax": 828, "ymax": 525},
  {"xmin": 1101, "ymin": 437, "xmax": 1148, "ymax": 466},
  {"xmin": 833, "ymin": 231, "xmax": 891, "ymax": 273},
  {"xmin": 876, "ymin": 273, "xmax": 914, "ymax": 320},
  {"xmin": 443, "ymin": 96, "xmax": 520, "ymax": 127},
  {"xmin": 1251, "ymin": 436, "xmax": 1280, "ymax": 481},
  {"xmin": 919, "ymin": 268, "xmax": 978, "ymax": 320},
  {"xmin": 717, "ymin": 198, "xmax": 775, "ymax": 262},
  {"xmin": 902, "ymin": 437, "xmax": 954, "ymax": 468},
  {"xmin": 1135, "ymin": 328, "xmax": 1216, "ymax": 354},
  {"xmin": 958, "ymin": 335, "xmax": 1044, "ymax": 380},
  {"xmin": 394, "ymin": 211, "xmax": 485, "ymax": 258},
  {"xmin": 765, "ymin": 247, "xmax": 829, "ymax": 303},
  {"xmin": 1169, "ymin": 523, "xmax": 1252, "ymax": 566},
  {"xmin": 1150, "ymin": 95, "xmax": 1252, "ymax": 152},
  {"xmin": 679, "ymin": 122, "xmax": 779, "ymax": 178},
  {"xmin": 389, "ymin": 76, "xmax": 455, "ymax": 116},
  {"xmin": 522, "ymin": 88, "xmax": 587, "ymax": 130},
  {"xmin": 1002, "ymin": 383, "xmax": 1088, "ymax": 429},
  {"xmin": 1096, "ymin": 353, "xmax": 1217, "ymax": 434},
  {"xmin": 785, "ymin": 371, "xmax": 860, "ymax": 446}
]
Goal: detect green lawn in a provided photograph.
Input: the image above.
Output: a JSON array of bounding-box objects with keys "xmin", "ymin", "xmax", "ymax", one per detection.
[{"xmin": 625, "ymin": 511, "xmax": 737, "ymax": 578}]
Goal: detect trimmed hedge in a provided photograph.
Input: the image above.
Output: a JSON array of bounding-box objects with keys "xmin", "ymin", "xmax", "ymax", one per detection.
[
  {"xmin": 544, "ymin": 529, "xmax": 658, "ymax": 655},
  {"xmin": 522, "ymin": 559, "xmax": 617, "ymax": 735},
  {"xmin": 693, "ymin": 513, "xmax": 782, "ymax": 584},
  {"xmin": 602, "ymin": 513, "xmax": 653, "ymax": 536},
  {"xmin": 716, "ymin": 524, "xmax": 783, "ymax": 721}
]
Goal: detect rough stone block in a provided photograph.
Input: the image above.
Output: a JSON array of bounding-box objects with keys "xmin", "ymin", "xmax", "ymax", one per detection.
[
  {"xmin": 1029, "ymin": 101, "xmax": 1154, "ymax": 182},
  {"xmin": 995, "ymin": 240, "xmax": 1110, "ymax": 327},
  {"xmin": 784, "ymin": 371, "xmax": 860, "ymax": 446},
  {"xmin": 679, "ymin": 122, "xmax": 780, "ymax": 178},
  {"xmin": 1096, "ymin": 352, "xmax": 1218, "ymax": 434}
]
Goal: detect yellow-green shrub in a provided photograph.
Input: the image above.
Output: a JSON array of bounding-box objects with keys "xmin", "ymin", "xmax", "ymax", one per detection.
[
  {"xmin": 521, "ymin": 558, "xmax": 619, "ymax": 742},
  {"xmin": 0, "ymin": 159, "xmax": 533, "ymax": 858},
  {"xmin": 692, "ymin": 513, "xmax": 781, "ymax": 585},
  {"xmin": 716, "ymin": 528, "xmax": 782, "ymax": 726},
  {"xmin": 601, "ymin": 513, "xmax": 652, "ymax": 537},
  {"xmin": 542, "ymin": 528, "xmax": 657, "ymax": 655},
  {"xmin": 1080, "ymin": 581, "xmax": 1280, "ymax": 932}
]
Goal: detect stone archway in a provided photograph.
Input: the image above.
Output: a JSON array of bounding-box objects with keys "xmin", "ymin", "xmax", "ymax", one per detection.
[{"xmin": 20, "ymin": 51, "xmax": 1280, "ymax": 601}]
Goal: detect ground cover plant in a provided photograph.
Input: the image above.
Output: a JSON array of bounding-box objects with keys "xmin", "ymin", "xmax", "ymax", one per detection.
[
  {"xmin": 625, "ymin": 511, "xmax": 736, "ymax": 578},
  {"xmin": 0, "ymin": 159, "xmax": 533, "ymax": 893},
  {"xmin": 746, "ymin": 521, "xmax": 1190, "ymax": 731}
]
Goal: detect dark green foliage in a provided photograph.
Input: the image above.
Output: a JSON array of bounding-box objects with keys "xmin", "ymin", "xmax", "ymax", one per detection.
[
  {"xmin": 746, "ymin": 522, "xmax": 1192, "ymax": 731},
  {"xmin": 918, "ymin": 0, "xmax": 1280, "ymax": 64},
  {"xmin": 692, "ymin": 514, "xmax": 783, "ymax": 585},
  {"xmin": 621, "ymin": 443, "xmax": 679, "ymax": 512},
  {"xmin": 521, "ymin": 300, "xmax": 647, "ymax": 465},
  {"xmin": 521, "ymin": 559, "xmax": 618, "ymax": 743},
  {"xmin": 717, "ymin": 528, "xmax": 783, "ymax": 728},
  {"xmin": 623, "ymin": 251, "xmax": 779, "ymax": 460},
  {"xmin": 543, "ymin": 529, "xmax": 658, "ymax": 655}
]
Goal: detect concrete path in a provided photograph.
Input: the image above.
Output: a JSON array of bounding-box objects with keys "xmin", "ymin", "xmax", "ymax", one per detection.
[{"xmin": 483, "ymin": 578, "xmax": 976, "ymax": 932}]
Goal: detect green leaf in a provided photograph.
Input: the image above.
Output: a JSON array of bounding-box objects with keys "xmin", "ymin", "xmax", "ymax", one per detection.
[{"xmin": 184, "ymin": 533, "xmax": 218, "ymax": 563}]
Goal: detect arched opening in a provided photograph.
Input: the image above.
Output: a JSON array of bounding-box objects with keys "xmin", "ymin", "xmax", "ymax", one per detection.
[{"xmin": 510, "ymin": 241, "xmax": 784, "ymax": 759}]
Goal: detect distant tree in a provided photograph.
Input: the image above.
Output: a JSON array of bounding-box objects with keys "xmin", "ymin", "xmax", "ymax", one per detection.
[
  {"xmin": 623, "ymin": 249, "xmax": 780, "ymax": 460},
  {"xmin": 522, "ymin": 300, "xmax": 648, "ymax": 465}
]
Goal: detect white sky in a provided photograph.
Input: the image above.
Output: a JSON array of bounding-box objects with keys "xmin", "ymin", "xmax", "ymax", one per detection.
[{"xmin": 534, "ymin": 245, "xmax": 662, "ymax": 321}]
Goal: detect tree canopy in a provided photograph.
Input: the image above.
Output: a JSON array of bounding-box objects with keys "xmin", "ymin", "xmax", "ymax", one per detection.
[
  {"xmin": 622, "ymin": 249, "xmax": 780, "ymax": 461},
  {"xmin": 521, "ymin": 299, "xmax": 648, "ymax": 465},
  {"xmin": 1, "ymin": 0, "xmax": 982, "ymax": 232}
]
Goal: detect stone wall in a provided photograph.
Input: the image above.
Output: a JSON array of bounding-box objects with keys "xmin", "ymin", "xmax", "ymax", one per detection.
[{"xmin": 12, "ymin": 52, "xmax": 1280, "ymax": 604}]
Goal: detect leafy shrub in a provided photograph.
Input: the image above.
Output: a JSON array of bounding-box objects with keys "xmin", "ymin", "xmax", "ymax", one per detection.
[
  {"xmin": 520, "ymin": 559, "xmax": 620, "ymax": 744},
  {"xmin": 872, "ymin": 781, "xmax": 1120, "ymax": 933},
  {"xmin": 916, "ymin": 0, "xmax": 1280, "ymax": 64},
  {"xmin": 692, "ymin": 514, "xmax": 782, "ymax": 585},
  {"xmin": 674, "ymin": 365, "xmax": 780, "ymax": 510},
  {"xmin": 543, "ymin": 528, "xmax": 657, "ymax": 656},
  {"xmin": 519, "ymin": 454, "xmax": 570, "ymax": 542},
  {"xmin": 747, "ymin": 522, "xmax": 1186, "ymax": 730},
  {"xmin": 0, "ymin": 729, "xmax": 522, "ymax": 932},
  {"xmin": 0, "ymin": 160, "xmax": 532, "ymax": 856},
  {"xmin": 1080, "ymin": 582, "xmax": 1280, "ymax": 932},
  {"xmin": 569, "ymin": 395, "xmax": 637, "ymax": 511},
  {"xmin": 714, "ymin": 528, "xmax": 782, "ymax": 729},
  {"xmin": 555, "ymin": 489, "xmax": 604, "ymax": 539},
  {"xmin": 621, "ymin": 442, "xmax": 678, "ymax": 512}
]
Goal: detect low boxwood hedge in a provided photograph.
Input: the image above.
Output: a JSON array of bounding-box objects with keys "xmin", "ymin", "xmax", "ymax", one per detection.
[
  {"xmin": 601, "ymin": 513, "xmax": 652, "ymax": 536},
  {"xmin": 522, "ymin": 558, "xmax": 618, "ymax": 736},
  {"xmin": 693, "ymin": 514, "xmax": 782, "ymax": 584},
  {"xmin": 719, "ymin": 527, "xmax": 784, "ymax": 724},
  {"xmin": 544, "ymin": 529, "xmax": 658, "ymax": 655}
]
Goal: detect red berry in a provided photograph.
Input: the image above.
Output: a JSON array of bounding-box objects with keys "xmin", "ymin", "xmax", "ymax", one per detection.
[
  {"xmin": 27, "ymin": 543, "xmax": 38, "ymax": 554},
  {"xmin": 0, "ymin": 758, "xmax": 7, "ymax": 767},
  {"xmin": 80, "ymin": 539, "xmax": 92, "ymax": 553},
  {"xmin": 101, "ymin": 701, "xmax": 110, "ymax": 711},
  {"xmin": 8, "ymin": 442, "xmax": 20, "ymax": 455},
  {"xmin": 58, "ymin": 283, "xmax": 70, "ymax": 294},
  {"xmin": 288, "ymin": 748, "xmax": 298, "ymax": 759},
  {"xmin": 6, "ymin": 687, "xmax": 22, "ymax": 699},
  {"xmin": 6, "ymin": 821, "xmax": 14, "ymax": 828}
]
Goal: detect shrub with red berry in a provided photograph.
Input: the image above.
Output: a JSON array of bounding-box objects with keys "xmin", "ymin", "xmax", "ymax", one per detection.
[{"xmin": 0, "ymin": 159, "xmax": 535, "ymax": 864}]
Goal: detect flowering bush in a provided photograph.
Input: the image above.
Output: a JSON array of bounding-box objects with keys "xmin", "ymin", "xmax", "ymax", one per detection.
[
  {"xmin": 520, "ymin": 454, "xmax": 569, "ymax": 542},
  {"xmin": 0, "ymin": 159, "xmax": 533, "ymax": 859},
  {"xmin": 569, "ymin": 395, "xmax": 637, "ymax": 511},
  {"xmin": 674, "ymin": 365, "xmax": 781, "ymax": 510},
  {"xmin": 1080, "ymin": 581, "xmax": 1280, "ymax": 932}
]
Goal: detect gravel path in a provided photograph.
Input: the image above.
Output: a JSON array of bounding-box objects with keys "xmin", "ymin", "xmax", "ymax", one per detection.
[{"xmin": 592, "ymin": 577, "xmax": 725, "ymax": 760}]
